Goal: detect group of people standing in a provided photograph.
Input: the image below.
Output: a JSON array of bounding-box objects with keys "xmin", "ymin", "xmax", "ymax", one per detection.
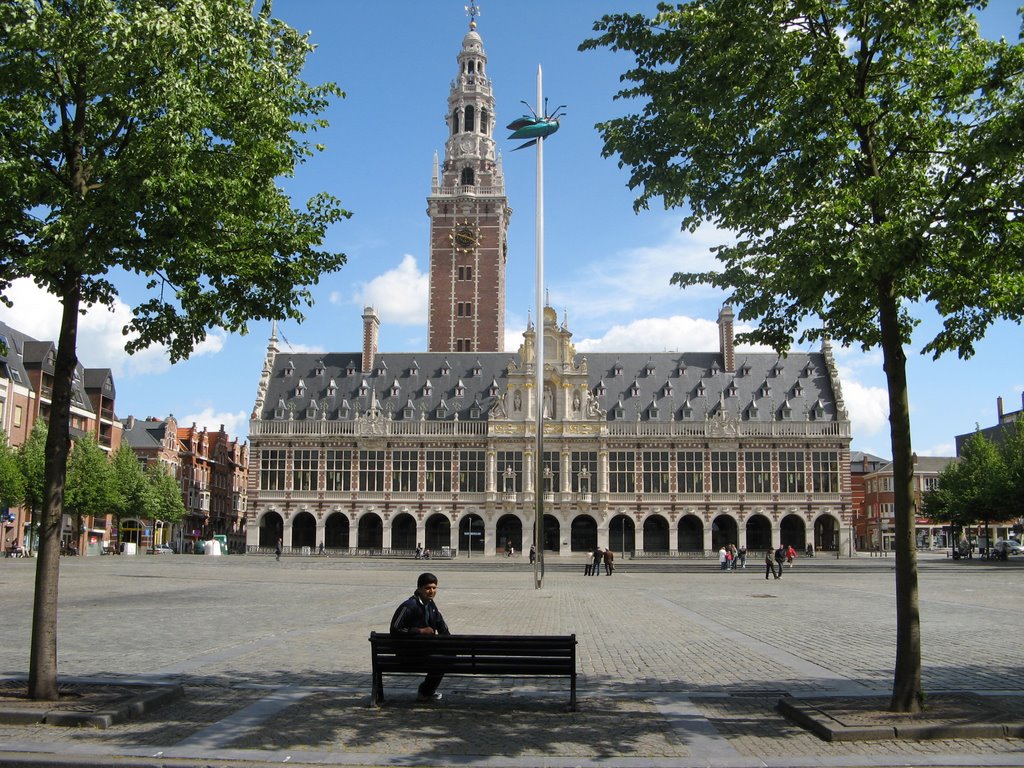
[
  {"xmin": 717, "ymin": 544, "xmax": 747, "ymax": 570},
  {"xmin": 585, "ymin": 546, "xmax": 614, "ymax": 575}
]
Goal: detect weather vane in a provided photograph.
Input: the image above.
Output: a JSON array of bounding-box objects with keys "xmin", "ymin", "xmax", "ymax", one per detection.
[
  {"xmin": 465, "ymin": 1, "xmax": 480, "ymax": 30},
  {"xmin": 506, "ymin": 98, "xmax": 566, "ymax": 151}
]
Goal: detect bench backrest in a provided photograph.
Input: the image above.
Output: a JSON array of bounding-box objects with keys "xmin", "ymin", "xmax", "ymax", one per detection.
[{"xmin": 370, "ymin": 632, "xmax": 576, "ymax": 671}]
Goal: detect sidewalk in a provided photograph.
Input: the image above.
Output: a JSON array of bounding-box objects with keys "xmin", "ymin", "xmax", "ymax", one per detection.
[{"xmin": 0, "ymin": 554, "xmax": 1020, "ymax": 767}]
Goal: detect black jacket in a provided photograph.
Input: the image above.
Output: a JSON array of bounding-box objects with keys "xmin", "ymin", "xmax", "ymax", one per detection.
[{"xmin": 390, "ymin": 593, "xmax": 450, "ymax": 636}]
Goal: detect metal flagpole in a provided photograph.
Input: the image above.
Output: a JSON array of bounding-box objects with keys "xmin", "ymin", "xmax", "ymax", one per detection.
[{"xmin": 533, "ymin": 64, "xmax": 545, "ymax": 590}]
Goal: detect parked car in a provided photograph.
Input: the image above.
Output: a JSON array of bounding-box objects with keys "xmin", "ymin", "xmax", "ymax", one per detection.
[
  {"xmin": 1002, "ymin": 540, "xmax": 1023, "ymax": 555},
  {"xmin": 147, "ymin": 544, "xmax": 174, "ymax": 554}
]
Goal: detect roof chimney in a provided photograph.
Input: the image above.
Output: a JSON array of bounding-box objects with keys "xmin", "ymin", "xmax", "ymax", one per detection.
[
  {"xmin": 362, "ymin": 306, "xmax": 380, "ymax": 374},
  {"xmin": 717, "ymin": 305, "xmax": 735, "ymax": 373},
  {"xmin": 997, "ymin": 396, "xmax": 1004, "ymax": 421}
]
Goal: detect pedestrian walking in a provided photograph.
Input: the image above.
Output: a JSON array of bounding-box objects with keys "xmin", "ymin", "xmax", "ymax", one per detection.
[
  {"xmin": 765, "ymin": 549, "xmax": 778, "ymax": 580},
  {"xmin": 786, "ymin": 544, "xmax": 797, "ymax": 567},
  {"xmin": 529, "ymin": 544, "xmax": 536, "ymax": 564},
  {"xmin": 737, "ymin": 546, "xmax": 747, "ymax": 569},
  {"xmin": 774, "ymin": 546, "xmax": 786, "ymax": 577},
  {"xmin": 275, "ymin": 538, "xmax": 282, "ymax": 562},
  {"xmin": 719, "ymin": 545, "xmax": 728, "ymax": 571},
  {"xmin": 591, "ymin": 546, "xmax": 603, "ymax": 576}
]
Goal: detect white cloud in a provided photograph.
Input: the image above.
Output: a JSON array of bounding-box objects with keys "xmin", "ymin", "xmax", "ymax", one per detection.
[
  {"xmin": 179, "ymin": 407, "xmax": 249, "ymax": 441},
  {"xmin": 918, "ymin": 440, "xmax": 956, "ymax": 458},
  {"xmin": 0, "ymin": 278, "xmax": 224, "ymax": 377},
  {"xmin": 555, "ymin": 224, "xmax": 730, "ymax": 323},
  {"xmin": 838, "ymin": 375, "xmax": 890, "ymax": 440},
  {"xmin": 574, "ymin": 314, "xmax": 769, "ymax": 354},
  {"xmin": 353, "ymin": 254, "xmax": 428, "ymax": 326}
]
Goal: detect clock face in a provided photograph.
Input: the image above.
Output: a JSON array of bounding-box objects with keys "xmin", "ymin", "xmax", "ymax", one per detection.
[{"xmin": 450, "ymin": 224, "xmax": 479, "ymax": 251}]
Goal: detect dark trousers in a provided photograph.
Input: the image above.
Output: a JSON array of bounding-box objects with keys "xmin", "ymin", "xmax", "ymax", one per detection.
[
  {"xmin": 765, "ymin": 561, "xmax": 777, "ymax": 579},
  {"xmin": 419, "ymin": 672, "xmax": 444, "ymax": 697}
]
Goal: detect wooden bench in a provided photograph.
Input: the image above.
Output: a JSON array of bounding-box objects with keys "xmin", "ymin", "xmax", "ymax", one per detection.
[{"xmin": 369, "ymin": 632, "xmax": 577, "ymax": 709}]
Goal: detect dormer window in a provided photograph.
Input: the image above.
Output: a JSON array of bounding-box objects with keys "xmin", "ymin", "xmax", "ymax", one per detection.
[
  {"xmin": 339, "ymin": 400, "xmax": 351, "ymax": 419},
  {"xmin": 410, "ymin": 360, "xmax": 419, "ymax": 376},
  {"xmin": 358, "ymin": 378, "xmax": 369, "ymax": 396},
  {"xmin": 630, "ymin": 378, "xmax": 640, "ymax": 397},
  {"xmin": 663, "ymin": 380, "xmax": 673, "ymax": 397},
  {"xmin": 676, "ymin": 363, "xmax": 686, "ymax": 377},
  {"xmin": 441, "ymin": 360, "xmax": 451, "ymax": 376},
  {"xmin": 644, "ymin": 359, "xmax": 655, "ymax": 376},
  {"xmin": 489, "ymin": 378, "xmax": 499, "ymax": 397},
  {"xmin": 595, "ymin": 380, "xmax": 606, "ymax": 397},
  {"xmin": 274, "ymin": 398, "xmax": 286, "ymax": 420},
  {"xmin": 455, "ymin": 379, "xmax": 465, "ymax": 397},
  {"xmin": 762, "ymin": 380, "xmax": 771, "ymax": 398},
  {"xmin": 327, "ymin": 379, "xmax": 337, "ymax": 397},
  {"xmin": 306, "ymin": 400, "xmax": 318, "ymax": 419},
  {"xmin": 681, "ymin": 398, "xmax": 694, "ymax": 419},
  {"xmin": 314, "ymin": 361, "xmax": 325, "ymax": 377},
  {"xmin": 283, "ymin": 360, "xmax": 294, "ymax": 377},
  {"xmin": 649, "ymin": 399, "xmax": 659, "ymax": 419},
  {"xmin": 377, "ymin": 359, "xmax": 387, "ymax": 377},
  {"xmin": 793, "ymin": 381, "xmax": 804, "ymax": 397},
  {"xmin": 295, "ymin": 378, "xmax": 305, "ymax": 397},
  {"xmin": 472, "ymin": 360, "xmax": 482, "ymax": 377},
  {"xmin": 780, "ymin": 399, "xmax": 792, "ymax": 420},
  {"xmin": 390, "ymin": 380, "xmax": 401, "ymax": 398},
  {"xmin": 748, "ymin": 400, "xmax": 759, "ymax": 418},
  {"xmin": 710, "ymin": 361, "xmax": 720, "ymax": 375},
  {"xmin": 726, "ymin": 380, "xmax": 738, "ymax": 398},
  {"xmin": 613, "ymin": 363, "xmax": 623, "ymax": 377},
  {"xmin": 696, "ymin": 382, "xmax": 706, "ymax": 397},
  {"xmin": 436, "ymin": 399, "xmax": 449, "ymax": 418},
  {"xmin": 812, "ymin": 399, "xmax": 825, "ymax": 419},
  {"xmin": 803, "ymin": 361, "xmax": 815, "ymax": 377},
  {"xmin": 613, "ymin": 399, "xmax": 625, "ymax": 420},
  {"xmin": 345, "ymin": 361, "xmax": 356, "ymax": 377},
  {"xmin": 739, "ymin": 362, "xmax": 751, "ymax": 377},
  {"xmin": 423, "ymin": 380, "xmax": 433, "ymax": 397},
  {"xmin": 772, "ymin": 361, "xmax": 785, "ymax": 377},
  {"xmin": 403, "ymin": 398, "xmax": 415, "ymax": 420},
  {"xmin": 470, "ymin": 397, "xmax": 482, "ymax": 419}
]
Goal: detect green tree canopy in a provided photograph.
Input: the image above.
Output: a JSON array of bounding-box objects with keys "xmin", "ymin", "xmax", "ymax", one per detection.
[
  {"xmin": 109, "ymin": 444, "xmax": 148, "ymax": 526},
  {"xmin": 922, "ymin": 433, "xmax": 1007, "ymax": 527},
  {"xmin": 17, "ymin": 422, "xmax": 47, "ymax": 520},
  {"xmin": 0, "ymin": 431, "xmax": 25, "ymax": 511},
  {"xmin": 583, "ymin": 1, "xmax": 1024, "ymax": 712},
  {"xmin": 0, "ymin": 0, "xmax": 349, "ymax": 700},
  {"xmin": 64, "ymin": 435, "xmax": 116, "ymax": 531},
  {"xmin": 143, "ymin": 463, "xmax": 186, "ymax": 527}
]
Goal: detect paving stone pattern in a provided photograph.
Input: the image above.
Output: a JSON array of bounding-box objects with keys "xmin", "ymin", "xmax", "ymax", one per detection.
[{"xmin": 0, "ymin": 553, "xmax": 1020, "ymax": 767}]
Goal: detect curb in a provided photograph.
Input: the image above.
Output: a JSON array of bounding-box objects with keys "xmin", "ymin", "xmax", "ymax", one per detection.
[{"xmin": 0, "ymin": 684, "xmax": 184, "ymax": 729}]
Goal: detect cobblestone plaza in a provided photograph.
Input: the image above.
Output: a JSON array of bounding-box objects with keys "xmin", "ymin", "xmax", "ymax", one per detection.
[{"xmin": 0, "ymin": 553, "xmax": 1021, "ymax": 766}]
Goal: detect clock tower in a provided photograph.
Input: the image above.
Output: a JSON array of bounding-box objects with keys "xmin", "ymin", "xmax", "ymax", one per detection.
[{"xmin": 427, "ymin": 14, "xmax": 511, "ymax": 353}]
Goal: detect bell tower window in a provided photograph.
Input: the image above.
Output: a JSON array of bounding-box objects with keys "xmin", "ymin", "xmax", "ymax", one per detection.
[
  {"xmin": 480, "ymin": 108, "xmax": 489, "ymax": 135},
  {"xmin": 451, "ymin": 109, "xmax": 459, "ymax": 135},
  {"xmin": 464, "ymin": 105, "xmax": 475, "ymax": 132},
  {"xmin": 461, "ymin": 167, "xmax": 475, "ymax": 186}
]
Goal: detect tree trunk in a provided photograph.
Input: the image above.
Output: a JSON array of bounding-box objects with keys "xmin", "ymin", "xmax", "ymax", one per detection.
[
  {"xmin": 28, "ymin": 288, "xmax": 80, "ymax": 701},
  {"xmin": 878, "ymin": 283, "xmax": 923, "ymax": 714}
]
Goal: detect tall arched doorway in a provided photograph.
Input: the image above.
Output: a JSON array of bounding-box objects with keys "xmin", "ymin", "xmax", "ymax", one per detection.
[
  {"xmin": 542, "ymin": 514, "xmax": 560, "ymax": 552},
  {"xmin": 609, "ymin": 514, "xmax": 635, "ymax": 555},
  {"xmin": 259, "ymin": 511, "xmax": 283, "ymax": 548},
  {"xmin": 459, "ymin": 513, "xmax": 484, "ymax": 555},
  {"xmin": 291, "ymin": 511, "xmax": 316, "ymax": 549},
  {"xmin": 357, "ymin": 513, "xmax": 383, "ymax": 549},
  {"xmin": 496, "ymin": 514, "xmax": 522, "ymax": 553},
  {"xmin": 324, "ymin": 512, "xmax": 349, "ymax": 550},
  {"xmin": 745, "ymin": 513, "xmax": 772, "ymax": 551},
  {"xmin": 391, "ymin": 513, "xmax": 417, "ymax": 552},
  {"xmin": 570, "ymin": 514, "xmax": 597, "ymax": 552},
  {"xmin": 814, "ymin": 514, "xmax": 839, "ymax": 551},
  {"xmin": 677, "ymin": 514, "xmax": 703, "ymax": 552},
  {"xmin": 711, "ymin": 514, "xmax": 737, "ymax": 550},
  {"xmin": 780, "ymin": 513, "xmax": 807, "ymax": 549},
  {"xmin": 643, "ymin": 515, "xmax": 669, "ymax": 552},
  {"xmin": 425, "ymin": 513, "xmax": 451, "ymax": 553}
]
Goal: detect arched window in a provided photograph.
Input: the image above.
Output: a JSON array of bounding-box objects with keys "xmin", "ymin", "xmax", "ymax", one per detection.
[
  {"xmin": 480, "ymin": 108, "xmax": 489, "ymax": 135},
  {"xmin": 451, "ymin": 109, "xmax": 459, "ymax": 135},
  {"xmin": 461, "ymin": 167, "xmax": 475, "ymax": 186},
  {"xmin": 468, "ymin": 60, "xmax": 475, "ymax": 74},
  {"xmin": 464, "ymin": 105, "xmax": 475, "ymax": 132}
]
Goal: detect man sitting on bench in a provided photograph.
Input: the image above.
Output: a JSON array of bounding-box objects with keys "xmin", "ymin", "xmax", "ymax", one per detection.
[{"xmin": 389, "ymin": 572, "xmax": 450, "ymax": 702}]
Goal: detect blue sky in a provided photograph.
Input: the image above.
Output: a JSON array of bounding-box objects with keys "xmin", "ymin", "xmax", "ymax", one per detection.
[{"xmin": 1, "ymin": 1, "xmax": 1021, "ymax": 459}]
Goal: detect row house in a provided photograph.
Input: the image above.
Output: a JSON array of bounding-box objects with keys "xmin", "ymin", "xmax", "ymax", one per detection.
[
  {"xmin": 0, "ymin": 319, "xmax": 123, "ymax": 555},
  {"xmin": 859, "ymin": 455, "xmax": 954, "ymax": 552},
  {"xmin": 122, "ymin": 416, "xmax": 248, "ymax": 553}
]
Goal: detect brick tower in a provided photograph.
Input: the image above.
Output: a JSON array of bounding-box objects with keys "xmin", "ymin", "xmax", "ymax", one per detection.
[{"xmin": 426, "ymin": 14, "xmax": 511, "ymax": 353}]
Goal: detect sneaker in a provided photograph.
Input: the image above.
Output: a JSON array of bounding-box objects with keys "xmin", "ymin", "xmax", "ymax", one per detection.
[{"xmin": 417, "ymin": 692, "xmax": 443, "ymax": 702}]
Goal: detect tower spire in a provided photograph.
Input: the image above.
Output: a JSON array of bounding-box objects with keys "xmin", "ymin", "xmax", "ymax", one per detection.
[{"xmin": 466, "ymin": 1, "xmax": 480, "ymax": 30}]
